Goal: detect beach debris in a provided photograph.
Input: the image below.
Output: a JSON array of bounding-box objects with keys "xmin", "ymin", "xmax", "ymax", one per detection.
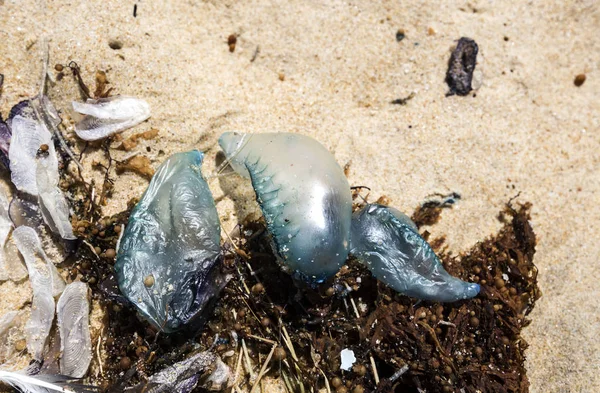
[
  {"xmin": 13, "ymin": 226, "xmax": 65, "ymax": 361},
  {"xmin": 227, "ymin": 34, "xmax": 237, "ymax": 53},
  {"xmin": 0, "ymin": 188, "xmax": 27, "ymax": 282},
  {"xmin": 0, "ymin": 310, "xmax": 27, "ymax": 364},
  {"xmin": 126, "ymin": 350, "xmax": 219, "ymax": 393},
  {"xmin": 395, "ymin": 29, "xmax": 405, "ymax": 42},
  {"xmin": 115, "ymin": 151, "xmax": 224, "ymax": 332},
  {"xmin": 119, "ymin": 128, "xmax": 159, "ymax": 151},
  {"xmin": 56, "ymin": 282, "xmax": 92, "ymax": 378},
  {"xmin": 6, "ymin": 97, "xmax": 76, "ymax": 242},
  {"xmin": 72, "ymin": 96, "xmax": 150, "ymax": 141},
  {"xmin": 445, "ymin": 37, "xmax": 479, "ymax": 96},
  {"xmin": 8, "ymin": 100, "xmax": 58, "ymax": 196},
  {"xmin": 0, "ymin": 116, "xmax": 10, "ymax": 169},
  {"xmin": 219, "ymin": 132, "xmax": 352, "ymax": 283},
  {"xmin": 574, "ymin": 73, "xmax": 586, "ymax": 87},
  {"xmin": 36, "ymin": 150, "xmax": 76, "ymax": 241},
  {"xmin": 390, "ymin": 92, "xmax": 415, "ymax": 105},
  {"xmin": 340, "ymin": 348, "xmax": 356, "ymax": 371},
  {"xmin": 203, "ymin": 357, "xmax": 231, "ymax": 391},
  {"xmin": 0, "ymin": 369, "xmax": 94, "ymax": 393},
  {"xmin": 350, "ymin": 204, "xmax": 480, "ymax": 302},
  {"xmin": 116, "ymin": 155, "xmax": 154, "ymax": 179}
]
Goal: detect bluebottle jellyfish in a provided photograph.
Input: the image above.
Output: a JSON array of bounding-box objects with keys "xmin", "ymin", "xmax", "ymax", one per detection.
[
  {"xmin": 219, "ymin": 132, "xmax": 352, "ymax": 283},
  {"xmin": 115, "ymin": 150, "xmax": 224, "ymax": 332},
  {"xmin": 350, "ymin": 204, "xmax": 480, "ymax": 302}
]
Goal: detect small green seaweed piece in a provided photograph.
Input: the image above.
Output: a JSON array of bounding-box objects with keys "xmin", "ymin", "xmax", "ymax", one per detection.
[
  {"xmin": 115, "ymin": 150, "xmax": 222, "ymax": 332},
  {"xmin": 351, "ymin": 204, "xmax": 480, "ymax": 302}
]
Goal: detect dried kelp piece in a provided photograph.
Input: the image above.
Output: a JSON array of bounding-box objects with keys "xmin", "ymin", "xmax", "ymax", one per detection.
[
  {"xmin": 219, "ymin": 132, "xmax": 352, "ymax": 282},
  {"xmin": 119, "ymin": 129, "xmax": 159, "ymax": 151},
  {"xmin": 116, "ymin": 155, "xmax": 155, "ymax": 179},
  {"xmin": 115, "ymin": 151, "xmax": 223, "ymax": 332},
  {"xmin": 0, "ymin": 187, "xmax": 27, "ymax": 282},
  {"xmin": 72, "ymin": 96, "xmax": 151, "ymax": 141},
  {"xmin": 350, "ymin": 204, "xmax": 479, "ymax": 302},
  {"xmin": 446, "ymin": 37, "xmax": 479, "ymax": 96},
  {"xmin": 56, "ymin": 282, "xmax": 92, "ymax": 378},
  {"xmin": 13, "ymin": 226, "xmax": 65, "ymax": 361}
]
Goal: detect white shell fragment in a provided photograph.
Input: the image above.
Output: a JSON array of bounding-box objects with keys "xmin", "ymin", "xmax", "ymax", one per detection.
[
  {"xmin": 57, "ymin": 282, "xmax": 92, "ymax": 378},
  {"xmin": 0, "ymin": 187, "xmax": 27, "ymax": 281},
  {"xmin": 72, "ymin": 96, "xmax": 151, "ymax": 141},
  {"xmin": 13, "ymin": 226, "xmax": 65, "ymax": 361},
  {"xmin": 340, "ymin": 348, "xmax": 356, "ymax": 371}
]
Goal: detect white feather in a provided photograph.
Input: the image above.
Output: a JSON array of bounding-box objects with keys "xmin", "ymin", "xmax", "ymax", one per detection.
[{"xmin": 0, "ymin": 370, "xmax": 76, "ymax": 392}]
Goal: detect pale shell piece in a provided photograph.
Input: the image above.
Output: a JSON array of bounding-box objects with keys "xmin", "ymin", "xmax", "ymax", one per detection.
[
  {"xmin": 72, "ymin": 96, "xmax": 151, "ymax": 141},
  {"xmin": 219, "ymin": 132, "xmax": 352, "ymax": 282},
  {"xmin": 8, "ymin": 115, "xmax": 57, "ymax": 196},
  {"xmin": 13, "ymin": 226, "xmax": 65, "ymax": 361},
  {"xmin": 36, "ymin": 155, "xmax": 76, "ymax": 241},
  {"xmin": 0, "ymin": 311, "xmax": 20, "ymax": 335},
  {"xmin": 57, "ymin": 282, "xmax": 92, "ymax": 378},
  {"xmin": 0, "ymin": 187, "xmax": 27, "ymax": 281}
]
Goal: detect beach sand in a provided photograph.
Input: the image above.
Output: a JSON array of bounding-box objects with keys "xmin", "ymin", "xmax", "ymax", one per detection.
[{"xmin": 0, "ymin": 0, "xmax": 599, "ymax": 391}]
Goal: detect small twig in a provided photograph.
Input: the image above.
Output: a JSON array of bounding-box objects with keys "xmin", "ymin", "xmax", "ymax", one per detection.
[
  {"xmin": 247, "ymin": 334, "xmax": 277, "ymax": 345},
  {"xmin": 96, "ymin": 334, "xmax": 104, "ymax": 377},
  {"xmin": 281, "ymin": 370, "xmax": 294, "ymax": 393},
  {"xmin": 115, "ymin": 224, "xmax": 125, "ymax": 254},
  {"xmin": 437, "ymin": 320, "xmax": 456, "ymax": 327},
  {"xmin": 250, "ymin": 344, "xmax": 276, "ymax": 393},
  {"xmin": 232, "ymin": 349, "xmax": 244, "ymax": 388},
  {"xmin": 82, "ymin": 240, "xmax": 100, "ymax": 260},
  {"xmin": 370, "ymin": 355, "xmax": 380, "ymax": 385},
  {"xmin": 318, "ymin": 368, "xmax": 331, "ymax": 393},
  {"xmin": 280, "ymin": 324, "xmax": 298, "ymax": 362},
  {"xmin": 250, "ymin": 45, "xmax": 260, "ymax": 62},
  {"xmin": 241, "ymin": 338, "xmax": 255, "ymax": 378}
]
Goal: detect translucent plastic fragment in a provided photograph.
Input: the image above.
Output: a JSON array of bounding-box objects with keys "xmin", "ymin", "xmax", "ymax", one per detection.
[
  {"xmin": 350, "ymin": 204, "xmax": 480, "ymax": 302},
  {"xmin": 13, "ymin": 226, "xmax": 65, "ymax": 360},
  {"xmin": 72, "ymin": 96, "xmax": 151, "ymax": 141},
  {"xmin": 218, "ymin": 132, "xmax": 352, "ymax": 282},
  {"xmin": 115, "ymin": 151, "xmax": 223, "ymax": 333},
  {"xmin": 57, "ymin": 282, "xmax": 92, "ymax": 378}
]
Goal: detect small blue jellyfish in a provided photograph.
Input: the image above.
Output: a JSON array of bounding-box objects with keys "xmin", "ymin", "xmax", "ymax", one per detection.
[
  {"xmin": 115, "ymin": 150, "xmax": 223, "ymax": 332},
  {"xmin": 350, "ymin": 204, "xmax": 480, "ymax": 302},
  {"xmin": 219, "ymin": 132, "xmax": 352, "ymax": 283}
]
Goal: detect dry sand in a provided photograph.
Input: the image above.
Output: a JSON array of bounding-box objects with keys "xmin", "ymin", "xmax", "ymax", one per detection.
[{"xmin": 0, "ymin": 0, "xmax": 599, "ymax": 392}]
